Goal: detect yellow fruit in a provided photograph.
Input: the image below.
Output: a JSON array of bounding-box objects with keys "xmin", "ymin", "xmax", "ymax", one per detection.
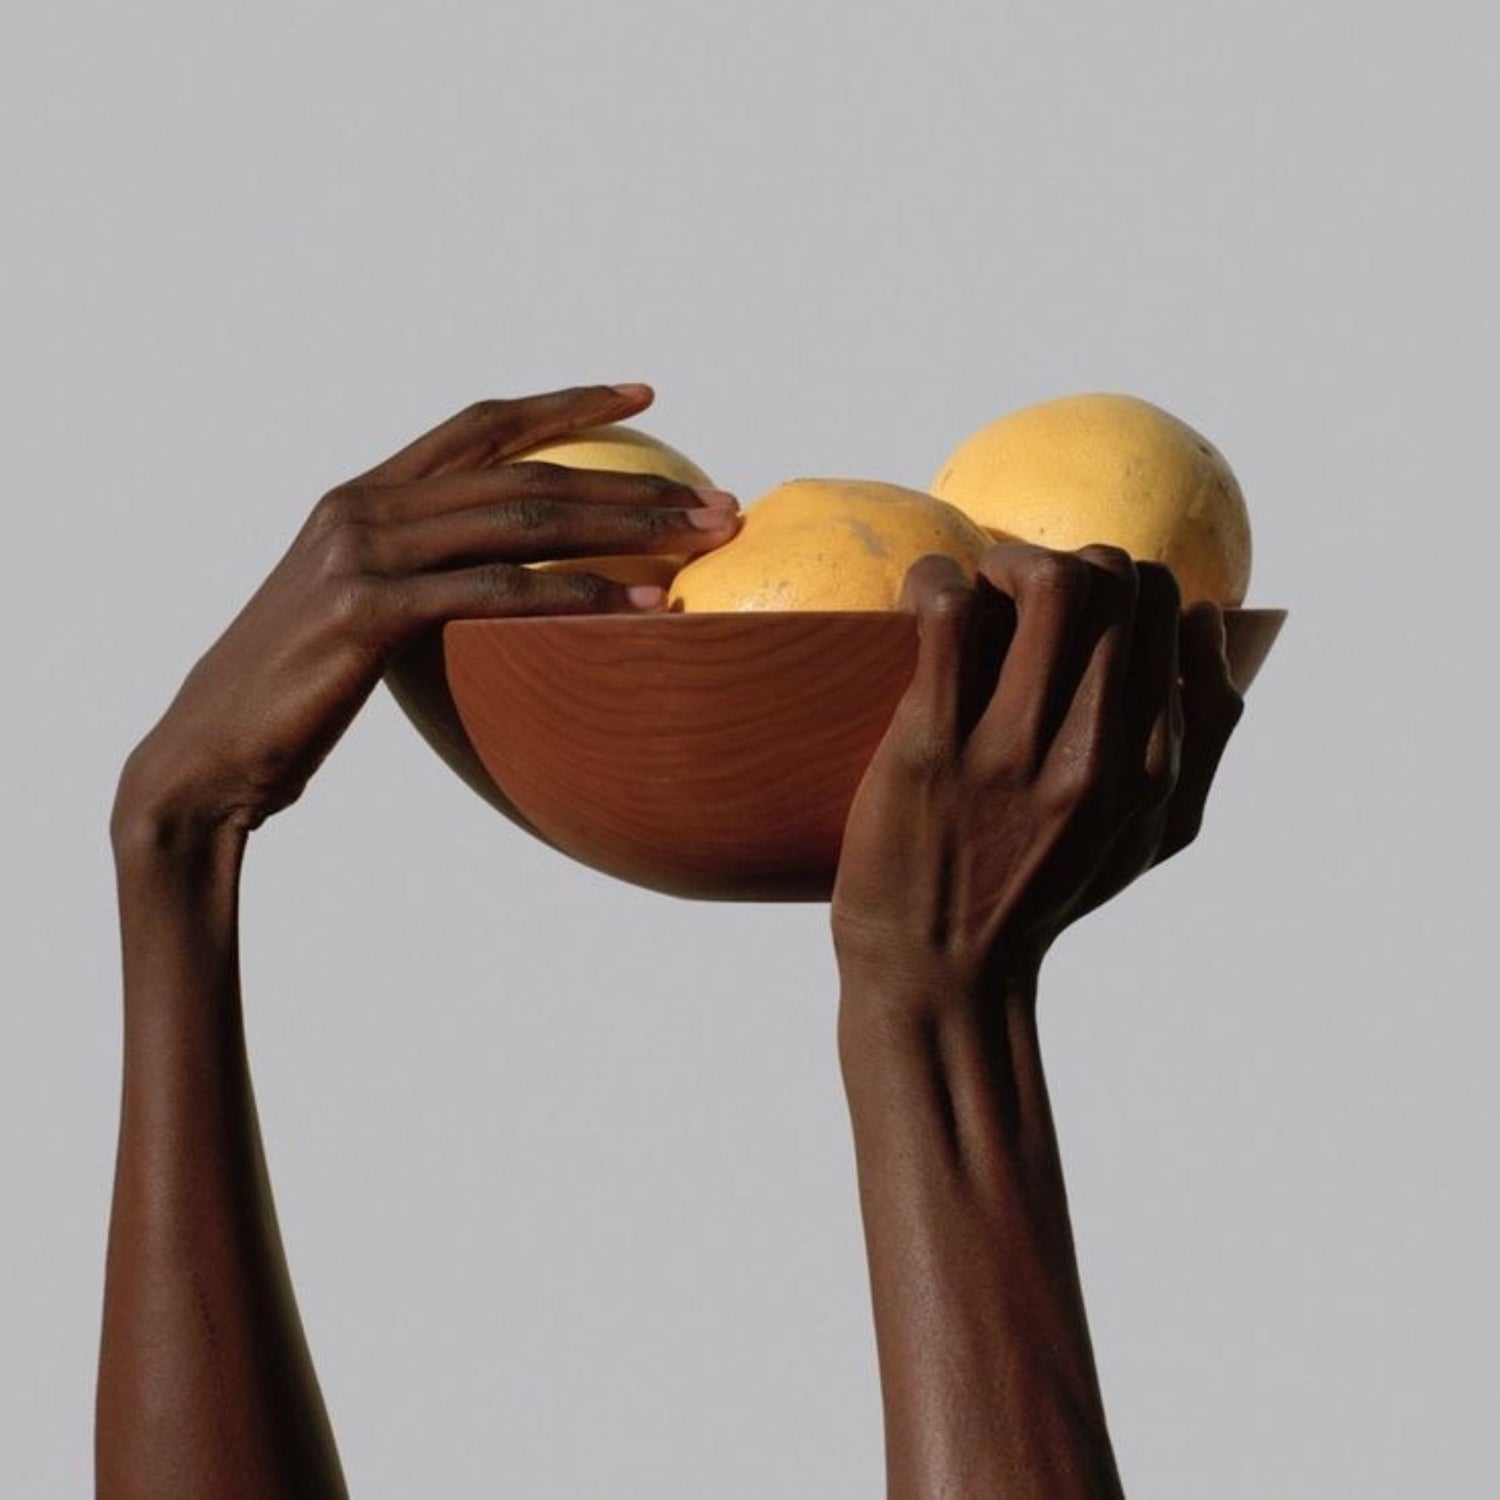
[
  {"xmin": 669, "ymin": 479, "xmax": 991, "ymax": 612},
  {"xmin": 931, "ymin": 394, "xmax": 1251, "ymax": 605},
  {"xmin": 514, "ymin": 424, "xmax": 715, "ymax": 589}
]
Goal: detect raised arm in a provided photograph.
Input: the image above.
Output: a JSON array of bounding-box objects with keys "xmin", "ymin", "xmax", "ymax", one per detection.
[
  {"xmin": 832, "ymin": 547, "xmax": 1243, "ymax": 1498},
  {"xmin": 98, "ymin": 385, "xmax": 740, "ymax": 1498}
]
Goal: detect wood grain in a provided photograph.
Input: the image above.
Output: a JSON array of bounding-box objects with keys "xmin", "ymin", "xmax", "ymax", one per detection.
[{"xmin": 386, "ymin": 608, "xmax": 1284, "ymax": 901}]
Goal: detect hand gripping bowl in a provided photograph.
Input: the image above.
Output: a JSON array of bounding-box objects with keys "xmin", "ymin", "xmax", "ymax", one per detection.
[{"xmin": 385, "ymin": 609, "xmax": 1285, "ymax": 902}]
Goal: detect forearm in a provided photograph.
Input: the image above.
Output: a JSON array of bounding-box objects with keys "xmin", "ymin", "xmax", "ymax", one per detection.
[
  {"xmin": 839, "ymin": 972, "xmax": 1122, "ymax": 1500},
  {"xmin": 98, "ymin": 802, "xmax": 346, "ymax": 1499}
]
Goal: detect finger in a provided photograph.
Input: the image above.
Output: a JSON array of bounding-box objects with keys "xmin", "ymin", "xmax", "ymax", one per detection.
[
  {"xmin": 394, "ymin": 563, "xmax": 666, "ymax": 625},
  {"xmin": 971, "ymin": 543, "xmax": 1093, "ymax": 771},
  {"xmin": 356, "ymin": 384, "xmax": 655, "ymax": 485},
  {"xmin": 1122, "ymin": 562, "xmax": 1183, "ymax": 807},
  {"xmin": 1063, "ymin": 569, "xmax": 1182, "ymax": 913},
  {"xmin": 1054, "ymin": 544, "xmax": 1139, "ymax": 750},
  {"xmin": 1158, "ymin": 602, "xmax": 1245, "ymax": 860},
  {"xmin": 891, "ymin": 555, "xmax": 982, "ymax": 758},
  {"xmin": 352, "ymin": 461, "xmax": 736, "ymax": 526},
  {"xmin": 369, "ymin": 493, "xmax": 740, "ymax": 572}
]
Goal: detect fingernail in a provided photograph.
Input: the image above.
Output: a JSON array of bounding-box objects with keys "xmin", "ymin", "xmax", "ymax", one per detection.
[
  {"xmin": 626, "ymin": 584, "xmax": 667, "ymax": 610},
  {"xmin": 694, "ymin": 487, "xmax": 739, "ymax": 510},
  {"xmin": 610, "ymin": 383, "xmax": 653, "ymax": 402},
  {"xmin": 687, "ymin": 505, "xmax": 740, "ymax": 530}
]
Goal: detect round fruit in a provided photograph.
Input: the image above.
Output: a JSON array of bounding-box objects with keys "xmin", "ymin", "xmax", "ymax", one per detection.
[
  {"xmin": 668, "ymin": 479, "xmax": 991, "ymax": 612},
  {"xmin": 515, "ymin": 424, "xmax": 715, "ymax": 589},
  {"xmin": 930, "ymin": 393, "xmax": 1251, "ymax": 605}
]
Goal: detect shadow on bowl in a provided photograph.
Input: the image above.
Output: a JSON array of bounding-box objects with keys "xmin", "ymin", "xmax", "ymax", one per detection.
[{"xmin": 386, "ymin": 608, "xmax": 1285, "ymax": 902}]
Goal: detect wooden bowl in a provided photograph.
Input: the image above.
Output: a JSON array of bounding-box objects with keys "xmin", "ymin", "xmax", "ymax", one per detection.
[{"xmin": 386, "ymin": 608, "xmax": 1285, "ymax": 902}]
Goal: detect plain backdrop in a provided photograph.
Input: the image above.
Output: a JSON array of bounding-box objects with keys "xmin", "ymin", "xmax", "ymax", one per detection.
[{"xmin": 4, "ymin": 2, "xmax": 1495, "ymax": 1495}]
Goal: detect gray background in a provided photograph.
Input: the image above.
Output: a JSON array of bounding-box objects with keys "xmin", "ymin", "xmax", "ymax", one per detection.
[{"xmin": 4, "ymin": 2, "xmax": 1495, "ymax": 1495}]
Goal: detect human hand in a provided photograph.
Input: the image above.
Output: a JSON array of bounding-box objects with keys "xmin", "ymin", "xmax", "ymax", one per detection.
[
  {"xmin": 113, "ymin": 383, "xmax": 739, "ymax": 840},
  {"xmin": 831, "ymin": 543, "xmax": 1244, "ymax": 1004}
]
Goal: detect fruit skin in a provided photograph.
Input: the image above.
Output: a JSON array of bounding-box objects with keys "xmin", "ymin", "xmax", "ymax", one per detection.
[
  {"xmin": 669, "ymin": 479, "xmax": 992, "ymax": 612},
  {"xmin": 931, "ymin": 393, "xmax": 1251, "ymax": 606},
  {"xmin": 515, "ymin": 424, "xmax": 715, "ymax": 589}
]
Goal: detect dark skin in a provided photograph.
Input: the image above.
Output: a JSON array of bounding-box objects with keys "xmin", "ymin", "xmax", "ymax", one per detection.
[
  {"xmin": 101, "ymin": 383, "xmax": 1242, "ymax": 1498},
  {"xmin": 834, "ymin": 549, "xmax": 1241, "ymax": 1497}
]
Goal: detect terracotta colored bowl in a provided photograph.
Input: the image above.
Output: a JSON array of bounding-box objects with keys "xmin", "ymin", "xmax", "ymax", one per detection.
[{"xmin": 385, "ymin": 608, "xmax": 1285, "ymax": 902}]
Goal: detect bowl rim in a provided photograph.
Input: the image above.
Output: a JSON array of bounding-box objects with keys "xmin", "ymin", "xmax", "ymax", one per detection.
[{"xmin": 445, "ymin": 605, "xmax": 1288, "ymax": 630}]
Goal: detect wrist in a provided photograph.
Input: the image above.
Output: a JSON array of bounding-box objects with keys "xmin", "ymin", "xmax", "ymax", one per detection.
[
  {"xmin": 112, "ymin": 775, "xmax": 248, "ymax": 905},
  {"xmin": 837, "ymin": 962, "xmax": 1051, "ymax": 1177},
  {"xmin": 112, "ymin": 736, "xmax": 250, "ymax": 866},
  {"xmin": 837, "ymin": 972, "xmax": 1038, "ymax": 1093},
  {"xmin": 112, "ymin": 759, "xmax": 247, "ymax": 1030},
  {"xmin": 835, "ymin": 942, "xmax": 1040, "ymax": 1038}
]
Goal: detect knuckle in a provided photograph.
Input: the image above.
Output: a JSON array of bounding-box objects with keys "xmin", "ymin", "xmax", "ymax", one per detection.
[
  {"xmin": 312, "ymin": 486, "xmax": 361, "ymax": 530},
  {"xmin": 560, "ymin": 570, "xmax": 615, "ymax": 608},
  {"xmin": 1039, "ymin": 764, "xmax": 1085, "ymax": 815},
  {"xmin": 639, "ymin": 475, "xmax": 697, "ymax": 510},
  {"xmin": 1021, "ymin": 549, "xmax": 1090, "ymax": 597},
  {"xmin": 925, "ymin": 581, "xmax": 976, "ymax": 622},
  {"xmin": 625, "ymin": 504, "xmax": 680, "ymax": 539},
  {"xmin": 379, "ymin": 579, "xmax": 421, "ymax": 629},
  {"xmin": 327, "ymin": 573, "xmax": 387, "ymax": 631},
  {"xmin": 640, "ymin": 472, "xmax": 687, "ymax": 500},
  {"xmin": 499, "ymin": 494, "xmax": 561, "ymax": 534},
  {"xmin": 462, "ymin": 398, "xmax": 510, "ymax": 429},
  {"xmin": 507, "ymin": 460, "xmax": 568, "ymax": 493},
  {"xmin": 972, "ymin": 740, "xmax": 1031, "ymax": 795},
  {"xmin": 904, "ymin": 554, "xmax": 967, "ymax": 610},
  {"xmin": 316, "ymin": 519, "xmax": 374, "ymax": 579},
  {"xmin": 1042, "ymin": 743, "xmax": 1110, "ymax": 812},
  {"xmin": 1075, "ymin": 543, "xmax": 1136, "ymax": 578},
  {"xmin": 642, "ymin": 507, "xmax": 684, "ymax": 543},
  {"xmin": 475, "ymin": 563, "xmax": 527, "ymax": 604},
  {"xmin": 1136, "ymin": 560, "xmax": 1182, "ymax": 611}
]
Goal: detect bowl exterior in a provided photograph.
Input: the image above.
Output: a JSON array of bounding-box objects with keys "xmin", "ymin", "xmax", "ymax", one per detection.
[
  {"xmin": 1222, "ymin": 608, "xmax": 1285, "ymax": 693},
  {"xmin": 442, "ymin": 613, "xmax": 917, "ymax": 899},
  {"xmin": 387, "ymin": 608, "xmax": 1284, "ymax": 901}
]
